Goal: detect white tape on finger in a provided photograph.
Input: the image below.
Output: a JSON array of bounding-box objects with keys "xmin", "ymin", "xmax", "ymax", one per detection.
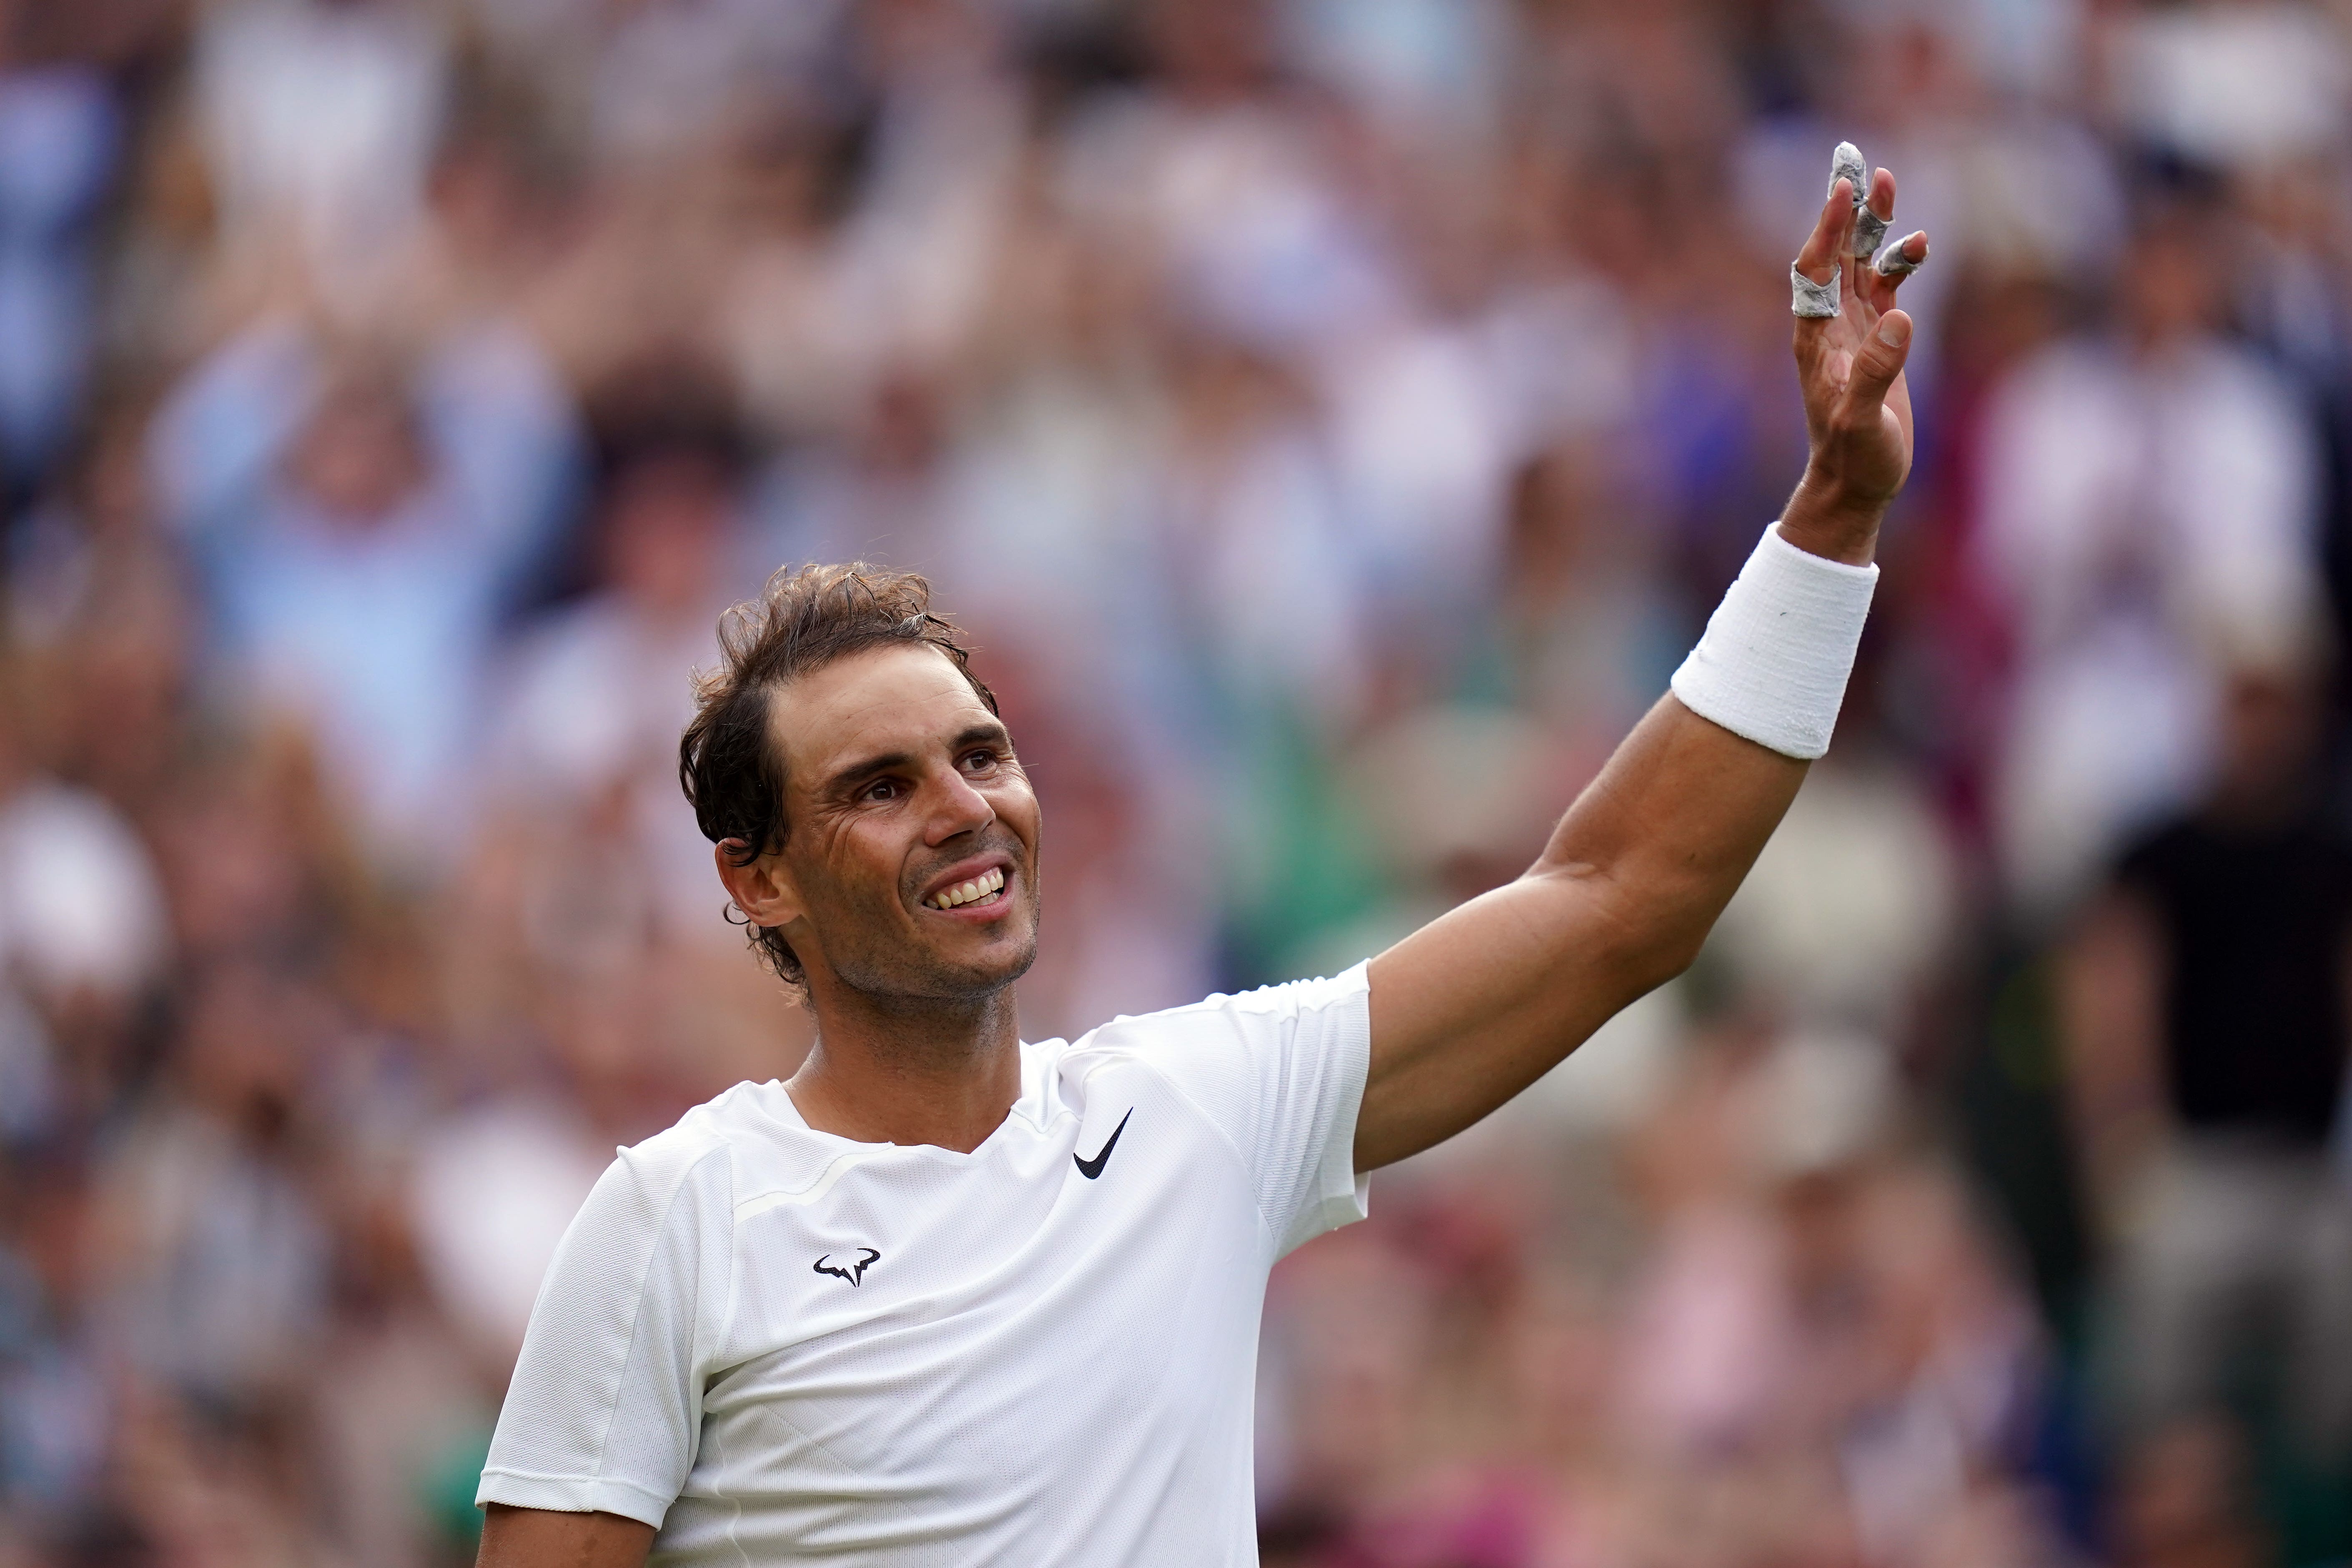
[
  {"xmin": 1791, "ymin": 264, "xmax": 1840, "ymax": 318},
  {"xmin": 1852, "ymin": 209, "xmax": 1888, "ymax": 260},
  {"xmin": 1830, "ymin": 140, "xmax": 1886, "ymax": 259},
  {"xmin": 1670, "ymin": 522, "xmax": 1878, "ymax": 759},
  {"xmin": 1873, "ymin": 232, "xmax": 1928, "ymax": 278},
  {"xmin": 1829, "ymin": 143, "xmax": 1867, "ymax": 203}
]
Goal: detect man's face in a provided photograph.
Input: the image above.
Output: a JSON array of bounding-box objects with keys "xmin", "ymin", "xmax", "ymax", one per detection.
[{"xmin": 765, "ymin": 645, "xmax": 1040, "ymax": 1002}]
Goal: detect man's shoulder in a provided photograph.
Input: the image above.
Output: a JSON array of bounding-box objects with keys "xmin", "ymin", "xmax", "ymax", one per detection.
[
  {"xmin": 605, "ymin": 1080, "xmax": 811, "ymax": 1203},
  {"xmin": 1061, "ymin": 964, "xmax": 1373, "ymax": 1061}
]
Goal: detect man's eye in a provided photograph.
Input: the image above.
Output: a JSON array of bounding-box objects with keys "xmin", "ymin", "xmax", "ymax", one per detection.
[
  {"xmin": 863, "ymin": 780, "xmax": 900, "ymax": 802},
  {"xmin": 962, "ymin": 749, "xmax": 999, "ymax": 772}
]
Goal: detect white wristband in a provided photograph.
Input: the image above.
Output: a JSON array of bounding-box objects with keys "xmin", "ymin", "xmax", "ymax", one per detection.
[{"xmin": 1669, "ymin": 522, "xmax": 1878, "ymax": 760}]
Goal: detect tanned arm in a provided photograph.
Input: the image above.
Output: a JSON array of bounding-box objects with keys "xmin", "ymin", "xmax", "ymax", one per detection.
[
  {"xmin": 476, "ymin": 1505, "xmax": 655, "ymax": 1568},
  {"xmin": 1358, "ymin": 165, "xmax": 1926, "ymax": 1171}
]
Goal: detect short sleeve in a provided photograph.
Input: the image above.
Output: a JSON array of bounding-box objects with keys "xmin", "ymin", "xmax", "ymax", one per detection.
[
  {"xmin": 1106, "ymin": 962, "xmax": 1372, "ymax": 1259},
  {"xmin": 476, "ymin": 1136, "xmax": 735, "ymax": 1528}
]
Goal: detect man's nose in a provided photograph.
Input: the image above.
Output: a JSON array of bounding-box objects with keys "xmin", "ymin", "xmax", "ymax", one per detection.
[{"xmin": 923, "ymin": 767, "xmax": 996, "ymax": 845}]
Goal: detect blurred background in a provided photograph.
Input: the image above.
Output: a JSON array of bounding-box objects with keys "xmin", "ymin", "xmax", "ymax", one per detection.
[{"xmin": 3, "ymin": 0, "xmax": 2352, "ymax": 1564}]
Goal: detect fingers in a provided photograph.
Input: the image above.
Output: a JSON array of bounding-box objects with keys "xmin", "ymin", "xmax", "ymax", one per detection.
[
  {"xmin": 1866, "ymin": 230, "xmax": 1930, "ymax": 311},
  {"xmin": 1829, "ymin": 143, "xmax": 1868, "ymax": 291},
  {"xmin": 1843, "ymin": 166, "xmax": 1892, "ymax": 297},
  {"xmin": 1850, "ymin": 166, "xmax": 1893, "ymax": 275},
  {"xmin": 1794, "ymin": 151, "xmax": 1926, "ymax": 341},
  {"xmin": 1793, "ymin": 181, "xmax": 1853, "ymax": 344},
  {"xmin": 1877, "ymin": 229, "xmax": 1929, "ymax": 276},
  {"xmin": 1840, "ymin": 308, "xmax": 1912, "ymax": 425},
  {"xmin": 1796, "ymin": 180, "xmax": 1851, "ymax": 285}
]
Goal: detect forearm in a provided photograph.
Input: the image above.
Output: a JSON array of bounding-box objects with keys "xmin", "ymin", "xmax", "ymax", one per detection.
[
  {"xmin": 1532, "ymin": 693, "xmax": 1809, "ymax": 983},
  {"xmin": 1359, "ymin": 693, "xmax": 1805, "ymax": 1168},
  {"xmin": 1360, "ymin": 494, "xmax": 1886, "ymax": 1169},
  {"xmin": 1526, "ymin": 477, "xmax": 1883, "ymax": 977},
  {"xmin": 1533, "ymin": 472, "xmax": 1888, "ymax": 944},
  {"xmin": 1356, "ymin": 142, "xmax": 1921, "ymax": 1169}
]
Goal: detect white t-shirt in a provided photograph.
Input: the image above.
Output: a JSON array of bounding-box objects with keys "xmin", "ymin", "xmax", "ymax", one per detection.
[{"xmin": 477, "ymin": 965, "xmax": 1372, "ymax": 1565}]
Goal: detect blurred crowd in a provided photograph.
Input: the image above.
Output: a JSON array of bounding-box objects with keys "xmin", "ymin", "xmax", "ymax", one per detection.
[{"xmin": 2, "ymin": 0, "xmax": 2352, "ymax": 1564}]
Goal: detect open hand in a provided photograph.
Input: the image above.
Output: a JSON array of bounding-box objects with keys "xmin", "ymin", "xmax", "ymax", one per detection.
[{"xmin": 1783, "ymin": 162, "xmax": 1928, "ymax": 563}]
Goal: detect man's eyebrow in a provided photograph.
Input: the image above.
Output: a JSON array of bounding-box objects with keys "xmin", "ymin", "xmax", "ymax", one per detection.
[
  {"xmin": 950, "ymin": 720, "xmax": 1013, "ymax": 753},
  {"xmin": 822, "ymin": 750, "xmax": 915, "ymax": 795},
  {"xmin": 820, "ymin": 723, "xmax": 1012, "ymax": 795}
]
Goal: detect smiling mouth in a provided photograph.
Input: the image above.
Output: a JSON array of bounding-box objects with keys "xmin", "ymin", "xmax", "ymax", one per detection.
[{"xmin": 923, "ymin": 866, "xmax": 1007, "ymax": 911}]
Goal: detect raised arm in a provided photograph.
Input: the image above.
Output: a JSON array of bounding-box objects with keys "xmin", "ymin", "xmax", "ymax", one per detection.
[{"xmin": 1357, "ymin": 154, "xmax": 1930, "ymax": 1171}]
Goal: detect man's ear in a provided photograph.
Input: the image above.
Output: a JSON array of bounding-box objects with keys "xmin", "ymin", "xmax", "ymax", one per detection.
[{"xmin": 715, "ymin": 839, "xmax": 805, "ymax": 933}]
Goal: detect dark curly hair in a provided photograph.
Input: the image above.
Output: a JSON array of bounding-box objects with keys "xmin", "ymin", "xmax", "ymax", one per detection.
[{"xmin": 678, "ymin": 563, "xmax": 998, "ymax": 984}]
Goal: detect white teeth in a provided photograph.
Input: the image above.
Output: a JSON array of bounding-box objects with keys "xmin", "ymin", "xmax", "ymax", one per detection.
[{"xmin": 926, "ymin": 867, "xmax": 1006, "ymax": 910}]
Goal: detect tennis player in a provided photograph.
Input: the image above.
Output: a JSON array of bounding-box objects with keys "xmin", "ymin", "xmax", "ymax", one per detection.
[{"xmin": 474, "ymin": 158, "xmax": 1928, "ymax": 1566}]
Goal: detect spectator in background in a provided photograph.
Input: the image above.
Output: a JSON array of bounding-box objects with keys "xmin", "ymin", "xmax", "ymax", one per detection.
[
  {"xmin": 2112, "ymin": 1415, "xmax": 2272, "ymax": 1568},
  {"xmin": 1492, "ymin": 443, "xmax": 1685, "ymax": 767},
  {"xmin": 761, "ymin": 371, "xmax": 954, "ymax": 576},
  {"xmin": 94, "ymin": 957, "xmax": 331, "ymax": 1411},
  {"xmin": 2062, "ymin": 660, "xmax": 2352, "ymax": 1474},
  {"xmin": 496, "ymin": 424, "xmax": 741, "ymax": 943},
  {"xmin": 147, "ymin": 314, "xmax": 579, "ymax": 868},
  {"xmin": 0, "ymin": 1147, "xmax": 115, "ymax": 1546},
  {"xmin": 2103, "ymin": 0, "xmax": 2352, "ymax": 177},
  {"xmin": 8, "ymin": 0, "xmax": 2352, "ymax": 1559},
  {"xmin": 0, "ymin": 17, "xmax": 120, "ymax": 506},
  {"xmin": 1976, "ymin": 181, "xmax": 2324, "ymax": 920},
  {"xmin": 0, "ymin": 657, "xmax": 171, "ymax": 1148},
  {"xmin": 191, "ymin": 0, "xmax": 448, "ymax": 309}
]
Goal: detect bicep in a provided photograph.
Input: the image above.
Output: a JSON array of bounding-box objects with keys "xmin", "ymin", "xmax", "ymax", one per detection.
[
  {"xmin": 1359, "ymin": 696, "xmax": 1805, "ymax": 1169},
  {"xmin": 477, "ymin": 1505, "xmax": 655, "ymax": 1568},
  {"xmin": 1361, "ymin": 876, "xmax": 1625, "ymax": 1168}
]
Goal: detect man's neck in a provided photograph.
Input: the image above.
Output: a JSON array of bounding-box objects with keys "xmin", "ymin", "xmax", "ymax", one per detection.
[{"xmin": 785, "ymin": 983, "xmax": 1023, "ymax": 1154}]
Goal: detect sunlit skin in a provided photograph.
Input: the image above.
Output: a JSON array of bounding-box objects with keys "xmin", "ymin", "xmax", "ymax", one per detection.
[
  {"xmin": 480, "ymin": 161, "xmax": 1926, "ymax": 1568},
  {"xmin": 712, "ymin": 643, "xmax": 1043, "ymax": 1153},
  {"xmin": 1355, "ymin": 167, "xmax": 1922, "ymax": 1165}
]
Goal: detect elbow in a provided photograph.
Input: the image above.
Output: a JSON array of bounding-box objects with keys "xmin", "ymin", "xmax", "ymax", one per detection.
[
  {"xmin": 1625, "ymin": 926, "xmax": 1706, "ymax": 998},
  {"xmin": 1580, "ymin": 873, "xmax": 1714, "ymax": 1003},
  {"xmin": 1525, "ymin": 854, "xmax": 1719, "ymax": 1009}
]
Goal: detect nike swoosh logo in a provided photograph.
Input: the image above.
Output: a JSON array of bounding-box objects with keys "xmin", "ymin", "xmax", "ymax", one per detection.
[{"xmin": 1073, "ymin": 1109, "xmax": 1132, "ymax": 1180}]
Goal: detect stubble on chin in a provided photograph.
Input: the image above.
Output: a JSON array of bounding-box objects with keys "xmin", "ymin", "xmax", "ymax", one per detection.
[{"xmin": 830, "ymin": 893, "xmax": 1042, "ymax": 1010}]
